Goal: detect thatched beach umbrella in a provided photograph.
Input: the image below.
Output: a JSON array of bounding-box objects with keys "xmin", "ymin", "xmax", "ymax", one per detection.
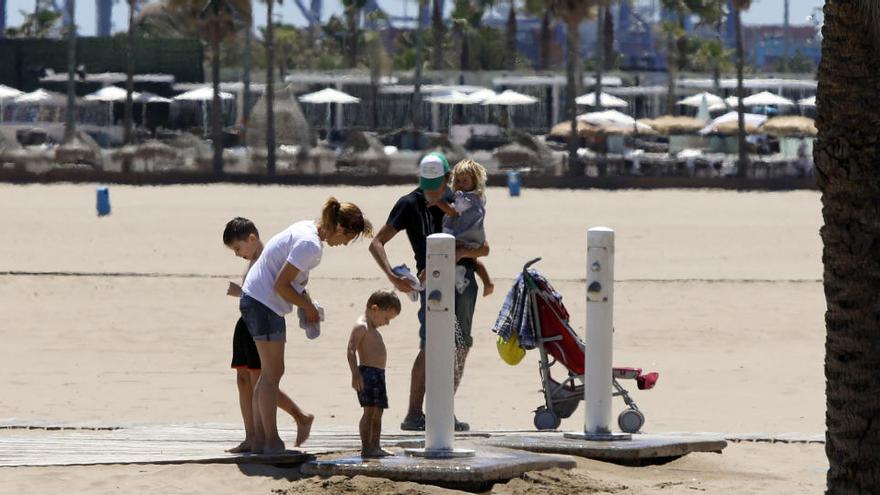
[
  {"xmin": 54, "ymin": 131, "xmax": 103, "ymax": 167},
  {"xmin": 759, "ymin": 116, "xmax": 817, "ymax": 137},
  {"xmin": 549, "ymin": 120, "xmax": 597, "ymax": 139},
  {"xmin": 641, "ymin": 115, "xmax": 705, "ymax": 135},
  {"xmin": 713, "ymin": 120, "xmax": 763, "ymax": 135},
  {"xmin": 336, "ymin": 131, "xmax": 389, "ymax": 174},
  {"xmin": 247, "ymin": 91, "xmax": 312, "ymax": 150},
  {"xmin": 493, "ymin": 133, "xmax": 555, "ymax": 172}
]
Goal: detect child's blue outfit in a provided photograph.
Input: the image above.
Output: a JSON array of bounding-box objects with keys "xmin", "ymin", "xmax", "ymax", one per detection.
[
  {"xmin": 442, "ymin": 190, "xmax": 486, "ymax": 295},
  {"xmin": 442, "ymin": 190, "xmax": 485, "ymax": 250}
]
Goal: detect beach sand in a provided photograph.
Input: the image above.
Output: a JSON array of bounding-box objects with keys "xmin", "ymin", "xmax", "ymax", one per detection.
[{"xmin": 0, "ymin": 184, "xmax": 825, "ymax": 493}]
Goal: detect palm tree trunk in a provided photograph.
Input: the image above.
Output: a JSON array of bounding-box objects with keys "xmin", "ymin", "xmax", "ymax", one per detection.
[
  {"xmin": 595, "ymin": 4, "xmax": 606, "ymax": 177},
  {"xmin": 538, "ymin": 11, "xmax": 550, "ymax": 70},
  {"xmin": 211, "ymin": 30, "xmax": 223, "ymax": 176},
  {"xmin": 818, "ymin": 2, "xmax": 880, "ymax": 488},
  {"xmin": 346, "ymin": 8, "xmax": 358, "ymax": 68},
  {"xmin": 123, "ymin": 0, "xmax": 134, "ymax": 145},
  {"xmin": 734, "ymin": 7, "xmax": 748, "ymax": 177},
  {"xmin": 665, "ymin": 32, "xmax": 676, "ymax": 115},
  {"xmin": 241, "ymin": 22, "xmax": 252, "ymax": 142},
  {"xmin": 566, "ymin": 17, "xmax": 583, "ymax": 176},
  {"xmin": 505, "ymin": 0, "xmax": 517, "ymax": 69},
  {"xmin": 431, "ymin": 0, "xmax": 443, "ymax": 70},
  {"xmin": 594, "ymin": 5, "xmax": 604, "ymax": 112},
  {"xmin": 603, "ymin": 6, "xmax": 614, "ymax": 71},
  {"xmin": 460, "ymin": 24, "xmax": 470, "ymax": 71},
  {"xmin": 63, "ymin": 0, "xmax": 76, "ymax": 143},
  {"xmin": 413, "ymin": 0, "xmax": 427, "ymax": 130},
  {"xmin": 265, "ymin": 0, "xmax": 276, "ymax": 175}
]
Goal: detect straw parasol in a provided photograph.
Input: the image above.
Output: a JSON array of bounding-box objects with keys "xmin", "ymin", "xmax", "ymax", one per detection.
[
  {"xmin": 247, "ymin": 91, "xmax": 313, "ymax": 150},
  {"xmin": 712, "ymin": 120, "xmax": 763, "ymax": 135},
  {"xmin": 336, "ymin": 131, "xmax": 389, "ymax": 174},
  {"xmin": 493, "ymin": 132, "xmax": 555, "ymax": 172},
  {"xmin": 54, "ymin": 132, "xmax": 103, "ymax": 167},
  {"xmin": 639, "ymin": 115, "xmax": 705, "ymax": 135},
  {"xmin": 549, "ymin": 120, "xmax": 598, "ymax": 139},
  {"xmin": 759, "ymin": 116, "xmax": 817, "ymax": 137}
]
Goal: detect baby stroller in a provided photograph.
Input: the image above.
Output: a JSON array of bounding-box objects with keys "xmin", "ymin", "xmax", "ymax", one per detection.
[{"xmin": 516, "ymin": 258, "xmax": 658, "ymax": 432}]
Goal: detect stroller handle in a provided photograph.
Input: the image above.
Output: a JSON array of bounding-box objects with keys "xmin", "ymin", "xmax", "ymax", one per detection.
[{"xmin": 523, "ymin": 257, "xmax": 542, "ymax": 271}]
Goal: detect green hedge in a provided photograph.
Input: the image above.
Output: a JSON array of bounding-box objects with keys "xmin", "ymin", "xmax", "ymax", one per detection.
[{"xmin": 0, "ymin": 37, "xmax": 204, "ymax": 90}]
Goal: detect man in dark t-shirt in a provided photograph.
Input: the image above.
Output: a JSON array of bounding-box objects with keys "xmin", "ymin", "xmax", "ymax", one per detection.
[{"xmin": 368, "ymin": 152, "xmax": 489, "ymax": 432}]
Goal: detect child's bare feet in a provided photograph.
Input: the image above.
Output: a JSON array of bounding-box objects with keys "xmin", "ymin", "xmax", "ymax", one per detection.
[
  {"xmin": 483, "ymin": 283, "xmax": 494, "ymax": 297},
  {"xmin": 378, "ymin": 448, "xmax": 394, "ymax": 457},
  {"xmin": 225, "ymin": 441, "xmax": 252, "ymax": 454},
  {"xmin": 295, "ymin": 414, "xmax": 314, "ymax": 447}
]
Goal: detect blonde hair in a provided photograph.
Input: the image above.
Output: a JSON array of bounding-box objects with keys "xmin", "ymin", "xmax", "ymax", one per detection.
[
  {"xmin": 452, "ymin": 159, "xmax": 487, "ymax": 202},
  {"xmin": 318, "ymin": 197, "xmax": 374, "ymax": 240}
]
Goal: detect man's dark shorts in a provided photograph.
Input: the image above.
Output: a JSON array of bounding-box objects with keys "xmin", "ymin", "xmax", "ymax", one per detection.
[
  {"xmin": 239, "ymin": 294, "xmax": 286, "ymax": 342},
  {"xmin": 357, "ymin": 365, "xmax": 388, "ymax": 409},
  {"xmin": 231, "ymin": 317, "xmax": 261, "ymax": 370}
]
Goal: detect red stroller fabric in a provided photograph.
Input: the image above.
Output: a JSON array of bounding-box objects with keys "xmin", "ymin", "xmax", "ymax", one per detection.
[{"xmin": 533, "ymin": 278, "xmax": 587, "ymax": 376}]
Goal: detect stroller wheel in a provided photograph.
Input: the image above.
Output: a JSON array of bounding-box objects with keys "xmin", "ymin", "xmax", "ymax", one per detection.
[
  {"xmin": 534, "ymin": 407, "xmax": 561, "ymax": 430},
  {"xmin": 618, "ymin": 408, "xmax": 645, "ymax": 434}
]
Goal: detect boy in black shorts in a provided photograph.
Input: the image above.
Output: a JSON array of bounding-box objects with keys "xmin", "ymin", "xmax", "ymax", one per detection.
[
  {"xmin": 346, "ymin": 290, "xmax": 401, "ymax": 457},
  {"xmin": 223, "ymin": 217, "xmax": 314, "ymax": 452}
]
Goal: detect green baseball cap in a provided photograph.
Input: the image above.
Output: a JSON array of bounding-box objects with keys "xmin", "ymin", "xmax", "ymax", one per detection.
[{"xmin": 418, "ymin": 152, "xmax": 450, "ymax": 191}]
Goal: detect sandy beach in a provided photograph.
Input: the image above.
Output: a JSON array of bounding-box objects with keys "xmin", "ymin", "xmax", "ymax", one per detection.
[{"xmin": 0, "ymin": 184, "xmax": 826, "ymax": 493}]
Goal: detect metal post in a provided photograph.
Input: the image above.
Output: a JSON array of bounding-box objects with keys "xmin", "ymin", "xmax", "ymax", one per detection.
[
  {"xmin": 565, "ymin": 227, "xmax": 631, "ymax": 441},
  {"xmin": 406, "ymin": 234, "xmax": 474, "ymax": 458}
]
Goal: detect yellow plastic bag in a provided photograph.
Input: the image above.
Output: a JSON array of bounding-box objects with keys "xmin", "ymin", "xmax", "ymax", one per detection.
[{"xmin": 497, "ymin": 333, "xmax": 526, "ymax": 366}]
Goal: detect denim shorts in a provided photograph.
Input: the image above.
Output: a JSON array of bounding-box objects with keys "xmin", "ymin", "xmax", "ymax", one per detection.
[{"xmin": 240, "ymin": 294, "xmax": 286, "ymax": 343}]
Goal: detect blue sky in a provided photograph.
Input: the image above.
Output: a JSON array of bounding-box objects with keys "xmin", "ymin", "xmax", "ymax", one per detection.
[{"xmin": 5, "ymin": 0, "xmax": 825, "ymax": 37}]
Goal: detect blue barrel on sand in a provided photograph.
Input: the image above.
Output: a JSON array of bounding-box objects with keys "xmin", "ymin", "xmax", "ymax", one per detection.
[
  {"xmin": 96, "ymin": 186, "xmax": 111, "ymax": 216},
  {"xmin": 507, "ymin": 171, "xmax": 521, "ymax": 197}
]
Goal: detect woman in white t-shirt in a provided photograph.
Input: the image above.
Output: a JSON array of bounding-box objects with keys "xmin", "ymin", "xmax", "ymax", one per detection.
[{"xmin": 240, "ymin": 197, "xmax": 373, "ymax": 454}]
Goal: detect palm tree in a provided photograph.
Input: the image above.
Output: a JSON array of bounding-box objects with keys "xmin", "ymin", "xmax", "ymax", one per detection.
[
  {"xmin": 413, "ymin": 0, "xmax": 428, "ymax": 130},
  {"xmin": 265, "ymin": 0, "xmax": 277, "ymax": 174},
  {"xmin": 660, "ymin": 0, "xmax": 687, "ymax": 115},
  {"xmin": 523, "ymin": 0, "xmax": 552, "ymax": 70},
  {"xmin": 123, "ymin": 0, "xmax": 142, "ymax": 148},
  {"xmin": 817, "ymin": 1, "xmax": 880, "ymax": 491},
  {"xmin": 63, "ymin": 0, "xmax": 76, "ymax": 144},
  {"xmin": 201, "ymin": 0, "xmax": 249, "ymax": 177},
  {"xmin": 549, "ymin": 0, "xmax": 592, "ymax": 176},
  {"xmin": 342, "ymin": 0, "xmax": 366, "ymax": 68},
  {"xmin": 731, "ymin": 0, "xmax": 750, "ymax": 178},
  {"xmin": 505, "ymin": 0, "xmax": 517, "ymax": 69},
  {"xmin": 431, "ymin": 0, "xmax": 444, "ymax": 69}
]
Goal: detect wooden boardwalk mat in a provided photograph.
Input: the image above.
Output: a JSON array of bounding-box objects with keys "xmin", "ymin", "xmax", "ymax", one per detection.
[{"xmin": 0, "ymin": 423, "xmax": 422, "ymax": 467}]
